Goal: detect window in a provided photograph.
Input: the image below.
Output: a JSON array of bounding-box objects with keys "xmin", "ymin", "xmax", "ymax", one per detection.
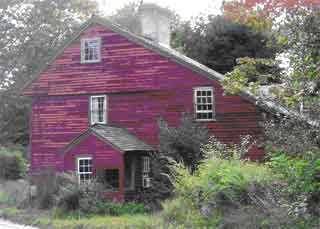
[
  {"xmin": 81, "ymin": 37, "xmax": 101, "ymax": 63},
  {"xmin": 77, "ymin": 157, "xmax": 92, "ymax": 183},
  {"xmin": 90, "ymin": 95, "xmax": 107, "ymax": 124},
  {"xmin": 194, "ymin": 87, "xmax": 215, "ymax": 121},
  {"xmin": 142, "ymin": 156, "xmax": 151, "ymax": 188},
  {"xmin": 104, "ymin": 169, "xmax": 119, "ymax": 192}
]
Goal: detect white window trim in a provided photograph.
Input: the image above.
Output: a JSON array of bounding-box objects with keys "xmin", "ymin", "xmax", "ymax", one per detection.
[
  {"xmin": 77, "ymin": 157, "xmax": 92, "ymax": 184},
  {"xmin": 90, "ymin": 95, "xmax": 107, "ymax": 125},
  {"xmin": 81, "ymin": 37, "xmax": 101, "ymax": 63},
  {"xmin": 142, "ymin": 156, "xmax": 151, "ymax": 188},
  {"xmin": 193, "ymin": 86, "xmax": 215, "ymax": 122}
]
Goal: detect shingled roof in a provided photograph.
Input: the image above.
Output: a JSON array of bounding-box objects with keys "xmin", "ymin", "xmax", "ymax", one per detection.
[{"xmin": 62, "ymin": 124, "xmax": 154, "ymax": 154}]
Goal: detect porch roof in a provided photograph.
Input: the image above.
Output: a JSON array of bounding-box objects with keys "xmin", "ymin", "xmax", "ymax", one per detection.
[{"xmin": 61, "ymin": 124, "xmax": 154, "ymax": 154}]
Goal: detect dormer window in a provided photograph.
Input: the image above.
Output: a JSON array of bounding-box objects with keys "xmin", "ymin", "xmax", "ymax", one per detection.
[
  {"xmin": 81, "ymin": 37, "xmax": 101, "ymax": 63},
  {"xmin": 90, "ymin": 95, "xmax": 107, "ymax": 125}
]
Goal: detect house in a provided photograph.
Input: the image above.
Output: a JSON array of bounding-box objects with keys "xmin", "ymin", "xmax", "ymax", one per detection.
[{"xmin": 23, "ymin": 5, "xmax": 275, "ymax": 202}]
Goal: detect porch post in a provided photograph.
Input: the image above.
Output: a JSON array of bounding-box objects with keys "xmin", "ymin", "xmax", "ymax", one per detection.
[{"xmin": 119, "ymin": 153, "xmax": 125, "ymax": 202}]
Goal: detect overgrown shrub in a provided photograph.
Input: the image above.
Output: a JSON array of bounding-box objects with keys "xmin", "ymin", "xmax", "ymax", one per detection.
[
  {"xmin": 134, "ymin": 152, "xmax": 176, "ymax": 211},
  {"xmin": 203, "ymin": 135, "xmax": 255, "ymax": 160},
  {"xmin": 34, "ymin": 167, "xmax": 59, "ymax": 209},
  {"xmin": 0, "ymin": 147, "xmax": 27, "ymax": 180},
  {"xmin": 267, "ymin": 152, "xmax": 320, "ymax": 219},
  {"xmin": 165, "ymin": 142, "xmax": 290, "ymax": 228},
  {"xmin": 53, "ymin": 172, "xmax": 147, "ymax": 216},
  {"xmin": 159, "ymin": 114, "xmax": 210, "ymax": 172}
]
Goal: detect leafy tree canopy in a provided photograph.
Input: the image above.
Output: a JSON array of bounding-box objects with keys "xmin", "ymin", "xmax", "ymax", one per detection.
[
  {"xmin": 0, "ymin": 0, "xmax": 98, "ymax": 146},
  {"xmin": 171, "ymin": 14, "xmax": 277, "ymax": 74}
]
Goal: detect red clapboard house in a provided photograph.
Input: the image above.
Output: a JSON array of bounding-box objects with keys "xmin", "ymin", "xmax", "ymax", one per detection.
[{"xmin": 23, "ymin": 6, "xmax": 277, "ymax": 201}]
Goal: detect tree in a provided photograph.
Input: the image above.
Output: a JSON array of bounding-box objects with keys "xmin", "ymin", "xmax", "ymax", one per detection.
[
  {"xmin": 171, "ymin": 15, "xmax": 277, "ymax": 74},
  {"xmin": 222, "ymin": 7, "xmax": 320, "ymax": 155},
  {"xmin": 159, "ymin": 115, "xmax": 210, "ymax": 173},
  {"xmin": 0, "ymin": 0, "xmax": 98, "ymax": 146},
  {"xmin": 108, "ymin": 1, "xmax": 142, "ymax": 34}
]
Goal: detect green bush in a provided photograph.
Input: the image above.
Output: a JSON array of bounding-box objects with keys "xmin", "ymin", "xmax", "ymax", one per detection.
[
  {"xmin": 168, "ymin": 156, "xmax": 289, "ymax": 228},
  {"xmin": 162, "ymin": 197, "xmax": 221, "ymax": 228},
  {"xmin": 0, "ymin": 147, "xmax": 27, "ymax": 180},
  {"xmin": 267, "ymin": 152, "xmax": 320, "ymax": 220},
  {"xmin": 0, "ymin": 191, "xmax": 16, "ymax": 206},
  {"xmin": 267, "ymin": 153, "xmax": 320, "ymax": 198}
]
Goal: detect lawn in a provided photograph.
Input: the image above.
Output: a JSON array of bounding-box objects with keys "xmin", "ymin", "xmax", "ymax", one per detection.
[
  {"xmin": 34, "ymin": 214, "xmax": 165, "ymax": 229},
  {"xmin": 0, "ymin": 206, "xmax": 171, "ymax": 229}
]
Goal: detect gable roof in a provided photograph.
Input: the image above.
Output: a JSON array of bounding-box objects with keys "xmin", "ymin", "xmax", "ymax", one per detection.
[
  {"xmin": 23, "ymin": 16, "xmax": 319, "ymax": 127},
  {"xmin": 62, "ymin": 124, "xmax": 154, "ymax": 154}
]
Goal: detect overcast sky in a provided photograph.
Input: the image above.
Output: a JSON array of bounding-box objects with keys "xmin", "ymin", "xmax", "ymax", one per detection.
[{"xmin": 97, "ymin": 0, "xmax": 224, "ymax": 19}]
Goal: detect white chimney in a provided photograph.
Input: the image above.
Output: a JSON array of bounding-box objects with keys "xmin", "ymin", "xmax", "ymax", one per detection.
[{"xmin": 139, "ymin": 3, "xmax": 172, "ymax": 46}]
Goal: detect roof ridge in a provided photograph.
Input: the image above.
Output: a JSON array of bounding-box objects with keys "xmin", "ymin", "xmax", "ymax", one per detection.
[{"xmin": 21, "ymin": 15, "xmax": 319, "ymax": 127}]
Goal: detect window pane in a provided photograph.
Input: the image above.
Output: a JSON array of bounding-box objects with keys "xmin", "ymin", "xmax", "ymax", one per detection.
[
  {"xmin": 194, "ymin": 88, "xmax": 214, "ymax": 120},
  {"xmin": 83, "ymin": 39, "xmax": 100, "ymax": 62},
  {"xmin": 104, "ymin": 169, "xmax": 119, "ymax": 191}
]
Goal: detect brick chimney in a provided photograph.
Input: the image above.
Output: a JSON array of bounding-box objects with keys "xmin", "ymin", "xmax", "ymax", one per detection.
[{"xmin": 138, "ymin": 3, "xmax": 172, "ymax": 46}]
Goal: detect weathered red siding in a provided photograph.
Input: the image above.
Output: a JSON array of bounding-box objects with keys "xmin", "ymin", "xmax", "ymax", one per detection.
[
  {"xmin": 26, "ymin": 24, "xmax": 264, "ymax": 172},
  {"xmin": 64, "ymin": 134, "xmax": 124, "ymax": 201}
]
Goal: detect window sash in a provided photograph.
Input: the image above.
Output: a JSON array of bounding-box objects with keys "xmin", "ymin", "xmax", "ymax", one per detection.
[
  {"xmin": 77, "ymin": 157, "xmax": 92, "ymax": 183},
  {"xmin": 142, "ymin": 156, "xmax": 150, "ymax": 173},
  {"xmin": 81, "ymin": 38, "xmax": 101, "ymax": 63},
  {"xmin": 91, "ymin": 95, "xmax": 107, "ymax": 124},
  {"xmin": 194, "ymin": 87, "xmax": 214, "ymax": 121}
]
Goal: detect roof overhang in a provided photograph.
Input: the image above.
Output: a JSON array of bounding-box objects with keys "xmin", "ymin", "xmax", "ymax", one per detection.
[{"xmin": 61, "ymin": 124, "xmax": 154, "ymax": 155}]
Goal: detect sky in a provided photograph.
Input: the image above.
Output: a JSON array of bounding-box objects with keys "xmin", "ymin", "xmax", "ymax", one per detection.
[{"xmin": 97, "ymin": 0, "xmax": 224, "ymax": 19}]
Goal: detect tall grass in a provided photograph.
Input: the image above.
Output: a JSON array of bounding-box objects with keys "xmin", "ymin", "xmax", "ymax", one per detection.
[{"xmin": 163, "ymin": 156, "xmax": 287, "ymax": 228}]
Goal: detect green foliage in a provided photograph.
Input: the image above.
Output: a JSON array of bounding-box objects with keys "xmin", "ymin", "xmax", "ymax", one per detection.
[
  {"xmin": 0, "ymin": 0, "xmax": 98, "ymax": 146},
  {"xmin": 222, "ymin": 57, "xmax": 282, "ymax": 94},
  {"xmin": 268, "ymin": 153, "xmax": 320, "ymax": 199},
  {"xmin": 1, "ymin": 207, "xmax": 20, "ymax": 217},
  {"xmin": 203, "ymin": 135, "xmax": 255, "ymax": 159},
  {"xmin": 159, "ymin": 115, "xmax": 210, "ymax": 172},
  {"xmin": 0, "ymin": 192, "xmax": 16, "ymax": 206},
  {"xmin": 222, "ymin": 8, "xmax": 320, "ymax": 124},
  {"xmin": 134, "ymin": 152, "xmax": 175, "ymax": 212},
  {"xmin": 162, "ymin": 197, "xmax": 221, "ymax": 228},
  {"xmin": 35, "ymin": 214, "xmax": 165, "ymax": 229},
  {"xmin": 167, "ymin": 152, "xmax": 288, "ymax": 228},
  {"xmin": 171, "ymin": 15, "xmax": 276, "ymax": 74},
  {"xmin": 0, "ymin": 147, "xmax": 27, "ymax": 180}
]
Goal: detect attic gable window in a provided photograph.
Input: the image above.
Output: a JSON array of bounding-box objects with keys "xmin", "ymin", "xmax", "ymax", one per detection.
[
  {"xmin": 194, "ymin": 87, "xmax": 215, "ymax": 121},
  {"xmin": 90, "ymin": 95, "xmax": 107, "ymax": 125},
  {"xmin": 81, "ymin": 37, "xmax": 101, "ymax": 63}
]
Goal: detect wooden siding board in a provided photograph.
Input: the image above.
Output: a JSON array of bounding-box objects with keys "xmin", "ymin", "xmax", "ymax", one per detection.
[{"xmin": 28, "ymin": 24, "xmax": 264, "ymax": 172}]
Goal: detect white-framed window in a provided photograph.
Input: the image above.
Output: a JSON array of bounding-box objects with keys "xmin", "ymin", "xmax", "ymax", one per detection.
[
  {"xmin": 194, "ymin": 87, "xmax": 215, "ymax": 121},
  {"xmin": 81, "ymin": 37, "xmax": 101, "ymax": 63},
  {"xmin": 142, "ymin": 156, "xmax": 151, "ymax": 188},
  {"xmin": 77, "ymin": 157, "xmax": 92, "ymax": 183},
  {"xmin": 90, "ymin": 95, "xmax": 107, "ymax": 125}
]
